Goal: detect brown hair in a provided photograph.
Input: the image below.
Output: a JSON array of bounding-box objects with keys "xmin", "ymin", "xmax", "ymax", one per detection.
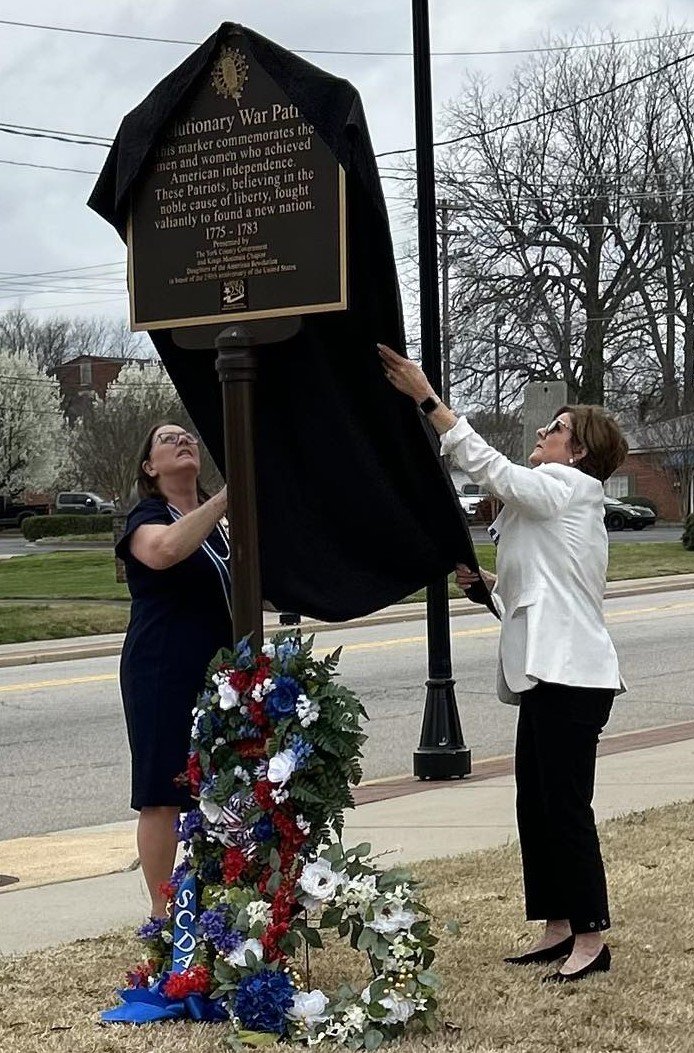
[
  {"xmin": 135, "ymin": 422, "xmax": 208, "ymax": 503},
  {"xmin": 556, "ymin": 404, "xmax": 628, "ymax": 483}
]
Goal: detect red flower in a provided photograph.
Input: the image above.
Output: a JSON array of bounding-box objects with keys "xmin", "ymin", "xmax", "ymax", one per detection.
[
  {"xmin": 222, "ymin": 846, "xmax": 246, "ymax": 884},
  {"xmin": 261, "ymin": 921, "xmax": 290, "ymax": 962},
  {"xmin": 158, "ymin": 880, "xmax": 176, "ymax": 903},
  {"xmin": 238, "ymin": 740, "xmax": 268, "ymax": 759},
  {"xmin": 229, "ymin": 669, "xmax": 253, "ymax": 693},
  {"xmin": 186, "ymin": 752, "xmax": 203, "ymax": 796},
  {"xmin": 273, "ymin": 811, "xmax": 307, "ymax": 852},
  {"xmin": 272, "ymin": 881, "xmax": 298, "ymax": 924},
  {"xmin": 163, "ymin": 964, "xmax": 211, "ymax": 999},
  {"xmin": 248, "ymin": 699, "xmax": 268, "ymax": 728},
  {"xmin": 254, "ymin": 780, "xmax": 275, "ymax": 811},
  {"xmin": 126, "ymin": 959, "xmax": 158, "ymax": 989}
]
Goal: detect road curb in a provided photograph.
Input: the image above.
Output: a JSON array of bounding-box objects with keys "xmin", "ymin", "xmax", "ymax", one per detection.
[{"xmin": 1, "ymin": 575, "xmax": 694, "ymax": 668}]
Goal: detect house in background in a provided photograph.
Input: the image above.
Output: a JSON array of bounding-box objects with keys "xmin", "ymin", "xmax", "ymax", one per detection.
[
  {"xmin": 609, "ymin": 414, "xmax": 694, "ymax": 522},
  {"xmin": 52, "ymin": 354, "xmax": 127, "ymax": 421}
]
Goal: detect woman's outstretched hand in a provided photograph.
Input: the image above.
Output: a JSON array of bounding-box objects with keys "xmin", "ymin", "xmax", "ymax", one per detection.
[
  {"xmin": 455, "ymin": 564, "xmax": 497, "ymax": 592},
  {"xmin": 378, "ymin": 343, "xmax": 435, "ymax": 403}
]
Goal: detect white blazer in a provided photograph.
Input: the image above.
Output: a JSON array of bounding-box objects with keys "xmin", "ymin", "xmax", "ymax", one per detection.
[{"xmin": 441, "ymin": 417, "xmax": 623, "ymax": 703}]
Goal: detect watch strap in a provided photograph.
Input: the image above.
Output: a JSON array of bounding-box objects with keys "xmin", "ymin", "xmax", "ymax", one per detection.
[{"xmin": 418, "ymin": 395, "xmax": 440, "ymax": 416}]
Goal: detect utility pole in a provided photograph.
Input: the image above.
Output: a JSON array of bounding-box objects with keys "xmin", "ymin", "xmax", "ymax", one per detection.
[{"xmin": 439, "ymin": 198, "xmax": 451, "ymax": 406}]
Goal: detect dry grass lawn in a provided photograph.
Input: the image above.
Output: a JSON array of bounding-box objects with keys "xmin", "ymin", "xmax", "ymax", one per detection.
[{"xmin": 2, "ymin": 801, "xmax": 693, "ymax": 1053}]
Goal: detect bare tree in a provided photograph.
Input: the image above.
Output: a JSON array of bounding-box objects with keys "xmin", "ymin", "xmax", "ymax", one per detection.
[
  {"xmin": 0, "ymin": 308, "xmax": 149, "ymax": 370},
  {"xmin": 430, "ymin": 28, "xmax": 694, "ymax": 416},
  {"xmin": 70, "ymin": 362, "xmax": 221, "ymax": 506}
]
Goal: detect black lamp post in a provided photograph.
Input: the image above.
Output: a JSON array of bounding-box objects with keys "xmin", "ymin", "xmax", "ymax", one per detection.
[{"xmin": 411, "ymin": 0, "xmax": 471, "ymax": 780}]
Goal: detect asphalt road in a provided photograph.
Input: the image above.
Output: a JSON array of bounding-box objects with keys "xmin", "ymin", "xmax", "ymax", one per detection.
[
  {"xmin": 2, "ymin": 588, "xmax": 693, "ymax": 841},
  {"xmin": 0, "ymin": 525, "xmax": 684, "ymax": 559}
]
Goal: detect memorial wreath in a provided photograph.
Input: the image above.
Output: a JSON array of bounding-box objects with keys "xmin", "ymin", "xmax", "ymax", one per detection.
[{"xmin": 105, "ymin": 634, "xmax": 440, "ymax": 1049}]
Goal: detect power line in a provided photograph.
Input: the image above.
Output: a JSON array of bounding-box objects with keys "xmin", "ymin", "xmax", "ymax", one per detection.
[
  {"xmin": 4, "ymin": 49, "xmax": 693, "ymax": 166},
  {"xmin": 0, "ymin": 262, "xmax": 124, "ymax": 280},
  {"xmin": 375, "ymin": 50, "xmax": 694, "ymax": 157},
  {"xmin": 0, "ymin": 122, "xmax": 110, "ymax": 147},
  {"xmin": 0, "ymin": 158, "xmax": 100, "ymax": 174},
  {"xmin": 0, "ymin": 17, "xmax": 692, "ymax": 58}
]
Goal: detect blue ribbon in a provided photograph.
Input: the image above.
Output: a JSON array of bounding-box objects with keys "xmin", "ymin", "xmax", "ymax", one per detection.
[
  {"xmin": 171, "ymin": 869, "xmax": 198, "ymax": 973},
  {"xmin": 102, "ymin": 868, "xmax": 229, "ymax": 1025},
  {"xmin": 101, "ymin": 976, "xmax": 228, "ymax": 1024}
]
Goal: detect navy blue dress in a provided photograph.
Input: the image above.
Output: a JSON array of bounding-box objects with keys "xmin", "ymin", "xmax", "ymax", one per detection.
[{"xmin": 116, "ymin": 497, "xmax": 232, "ymax": 810}]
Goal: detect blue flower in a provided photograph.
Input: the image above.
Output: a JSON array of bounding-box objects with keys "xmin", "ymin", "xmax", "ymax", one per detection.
[
  {"xmin": 136, "ymin": 916, "xmax": 168, "ymax": 941},
  {"xmin": 199, "ymin": 907, "xmax": 244, "ymax": 956},
  {"xmin": 265, "ymin": 677, "xmax": 301, "ymax": 722},
  {"xmin": 286, "ymin": 734, "xmax": 313, "ymax": 769},
  {"xmin": 199, "ymin": 857, "xmax": 222, "ymax": 885},
  {"xmin": 178, "ymin": 809, "xmax": 204, "ymax": 842},
  {"xmin": 253, "ymin": 815, "xmax": 274, "ymax": 842},
  {"xmin": 276, "ymin": 638, "xmax": 301, "ymax": 667},
  {"xmin": 170, "ymin": 862, "xmax": 188, "ymax": 891},
  {"xmin": 234, "ymin": 969, "xmax": 295, "ymax": 1035},
  {"xmin": 235, "ymin": 638, "xmax": 254, "ymax": 669}
]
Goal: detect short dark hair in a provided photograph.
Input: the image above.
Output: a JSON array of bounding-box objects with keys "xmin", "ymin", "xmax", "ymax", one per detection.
[
  {"xmin": 135, "ymin": 422, "xmax": 208, "ymax": 503},
  {"xmin": 556, "ymin": 404, "xmax": 628, "ymax": 483}
]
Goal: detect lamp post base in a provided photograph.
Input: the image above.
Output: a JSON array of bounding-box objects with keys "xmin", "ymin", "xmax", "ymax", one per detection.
[{"xmin": 412, "ymin": 677, "xmax": 471, "ymax": 780}]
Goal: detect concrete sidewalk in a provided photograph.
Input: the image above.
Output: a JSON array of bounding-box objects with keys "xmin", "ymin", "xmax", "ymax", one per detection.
[
  {"xmin": 2, "ymin": 572, "xmax": 694, "ymax": 669},
  {"xmin": 2, "ymin": 732, "xmax": 692, "ymax": 957}
]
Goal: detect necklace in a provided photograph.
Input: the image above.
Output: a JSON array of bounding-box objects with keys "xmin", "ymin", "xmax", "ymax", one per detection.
[{"xmin": 166, "ymin": 503, "xmax": 232, "ymax": 622}]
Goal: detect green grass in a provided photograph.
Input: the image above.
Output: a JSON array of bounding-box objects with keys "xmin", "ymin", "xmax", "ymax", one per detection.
[
  {"xmin": 0, "ymin": 604, "xmax": 129, "ymax": 644},
  {"xmin": 0, "ymin": 542, "xmax": 692, "ymax": 615},
  {"xmin": 404, "ymin": 541, "xmax": 694, "ymax": 602},
  {"xmin": 0, "ymin": 552, "xmax": 128, "ymax": 600}
]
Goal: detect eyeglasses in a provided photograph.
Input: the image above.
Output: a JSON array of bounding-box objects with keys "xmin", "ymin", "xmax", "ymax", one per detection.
[
  {"xmin": 154, "ymin": 431, "xmax": 199, "ymax": 447},
  {"xmin": 543, "ymin": 418, "xmax": 572, "ymax": 436}
]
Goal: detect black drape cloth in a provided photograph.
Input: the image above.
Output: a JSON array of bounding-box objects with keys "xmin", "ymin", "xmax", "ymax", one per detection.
[{"xmin": 88, "ymin": 21, "xmax": 488, "ymax": 621}]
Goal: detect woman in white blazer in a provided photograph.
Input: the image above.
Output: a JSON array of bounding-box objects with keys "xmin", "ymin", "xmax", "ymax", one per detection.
[{"xmin": 379, "ymin": 343, "xmax": 628, "ymax": 984}]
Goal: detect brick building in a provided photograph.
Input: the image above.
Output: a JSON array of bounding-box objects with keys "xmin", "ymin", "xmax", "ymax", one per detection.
[
  {"xmin": 607, "ymin": 416, "xmax": 694, "ymax": 523},
  {"xmin": 52, "ymin": 354, "xmax": 127, "ymax": 421}
]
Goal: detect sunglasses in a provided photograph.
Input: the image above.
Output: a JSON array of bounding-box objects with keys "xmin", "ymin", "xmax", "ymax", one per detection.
[
  {"xmin": 155, "ymin": 431, "xmax": 199, "ymax": 447},
  {"xmin": 543, "ymin": 418, "xmax": 572, "ymax": 436}
]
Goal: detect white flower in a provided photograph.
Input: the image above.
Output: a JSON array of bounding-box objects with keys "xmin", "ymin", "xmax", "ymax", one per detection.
[
  {"xmin": 368, "ymin": 905, "xmax": 417, "ymax": 935},
  {"xmin": 217, "ymin": 681, "xmax": 241, "ymax": 710},
  {"xmin": 233, "ymin": 765, "xmax": 250, "ymax": 786},
  {"xmin": 271, "ymin": 788, "xmax": 289, "ymax": 805},
  {"xmin": 287, "ymin": 990, "xmax": 330, "ymax": 1026},
  {"xmin": 199, "ymin": 796, "xmax": 224, "ymax": 825},
  {"xmin": 361, "ymin": 987, "xmax": 416, "ymax": 1026},
  {"xmin": 297, "ymin": 695, "xmax": 320, "ymax": 727},
  {"xmin": 267, "ymin": 749, "xmax": 297, "ymax": 786},
  {"xmin": 380, "ymin": 993, "xmax": 416, "ymax": 1025},
  {"xmin": 296, "ymin": 814, "xmax": 311, "ymax": 835},
  {"xmin": 225, "ymin": 937, "xmax": 263, "ymax": 967},
  {"xmin": 246, "ymin": 899, "xmax": 272, "ymax": 927},
  {"xmin": 335, "ymin": 874, "xmax": 378, "ymax": 916},
  {"xmin": 342, "ymin": 1003, "xmax": 367, "ymax": 1031},
  {"xmin": 261, "ymin": 643, "xmax": 276, "ymax": 658},
  {"xmin": 299, "ymin": 859, "xmax": 345, "ymax": 910}
]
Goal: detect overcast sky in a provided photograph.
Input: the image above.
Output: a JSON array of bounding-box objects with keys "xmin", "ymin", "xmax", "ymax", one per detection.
[{"xmin": 1, "ymin": 0, "xmax": 692, "ymax": 329}]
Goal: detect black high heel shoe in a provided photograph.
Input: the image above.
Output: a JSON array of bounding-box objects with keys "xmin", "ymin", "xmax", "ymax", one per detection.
[
  {"xmin": 503, "ymin": 935, "xmax": 574, "ymax": 965},
  {"xmin": 542, "ymin": 943, "xmax": 611, "ymax": 983}
]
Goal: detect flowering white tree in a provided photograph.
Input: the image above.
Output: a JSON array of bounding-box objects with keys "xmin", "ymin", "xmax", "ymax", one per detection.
[
  {"xmin": 0, "ymin": 347, "xmax": 68, "ymax": 498},
  {"xmin": 70, "ymin": 361, "xmax": 222, "ymax": 507}
]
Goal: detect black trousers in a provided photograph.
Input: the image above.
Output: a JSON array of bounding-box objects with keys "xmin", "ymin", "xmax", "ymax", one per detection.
[{"xmin": 515, "ymin": 680, "xmax": 614, "ymax": 934}]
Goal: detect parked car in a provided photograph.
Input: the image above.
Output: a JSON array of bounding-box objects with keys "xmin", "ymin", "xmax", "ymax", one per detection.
[
  {"xmin": 0, "ymin": 496, "xmax": 51, "ymax": 529},
  {"xmin": 458, "ymin": 483, "xmax": 489, "ymax": 519},
  {"xmin": 54, "ymin": 491, "xmax": 116, "ymax": 515},
  {"xmin": 604, "ymin": 497, "xmax": 656, "ymax": 531}
]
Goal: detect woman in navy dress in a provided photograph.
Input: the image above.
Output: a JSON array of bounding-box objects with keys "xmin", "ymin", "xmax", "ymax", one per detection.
[{"xmin": 115, "ymin": 422, "xmax": 231, "ymax": 917}]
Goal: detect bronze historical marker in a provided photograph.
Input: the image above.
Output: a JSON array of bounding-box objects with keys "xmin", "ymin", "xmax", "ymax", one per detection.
[{"xmin": 128, "ymin": 38, "xmax": 347, "ymax": 330}]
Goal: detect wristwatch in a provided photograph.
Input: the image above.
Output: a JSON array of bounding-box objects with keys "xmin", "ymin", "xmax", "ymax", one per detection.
[{"xmin": 418, "ymin": 395, "xmax": 440, "ymax": 416}]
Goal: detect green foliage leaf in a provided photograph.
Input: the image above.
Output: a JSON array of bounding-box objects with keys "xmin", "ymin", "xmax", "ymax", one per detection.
[{"xmin": 363, "ymin": 1028, "xmax": 384, "ymax": 1051}]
